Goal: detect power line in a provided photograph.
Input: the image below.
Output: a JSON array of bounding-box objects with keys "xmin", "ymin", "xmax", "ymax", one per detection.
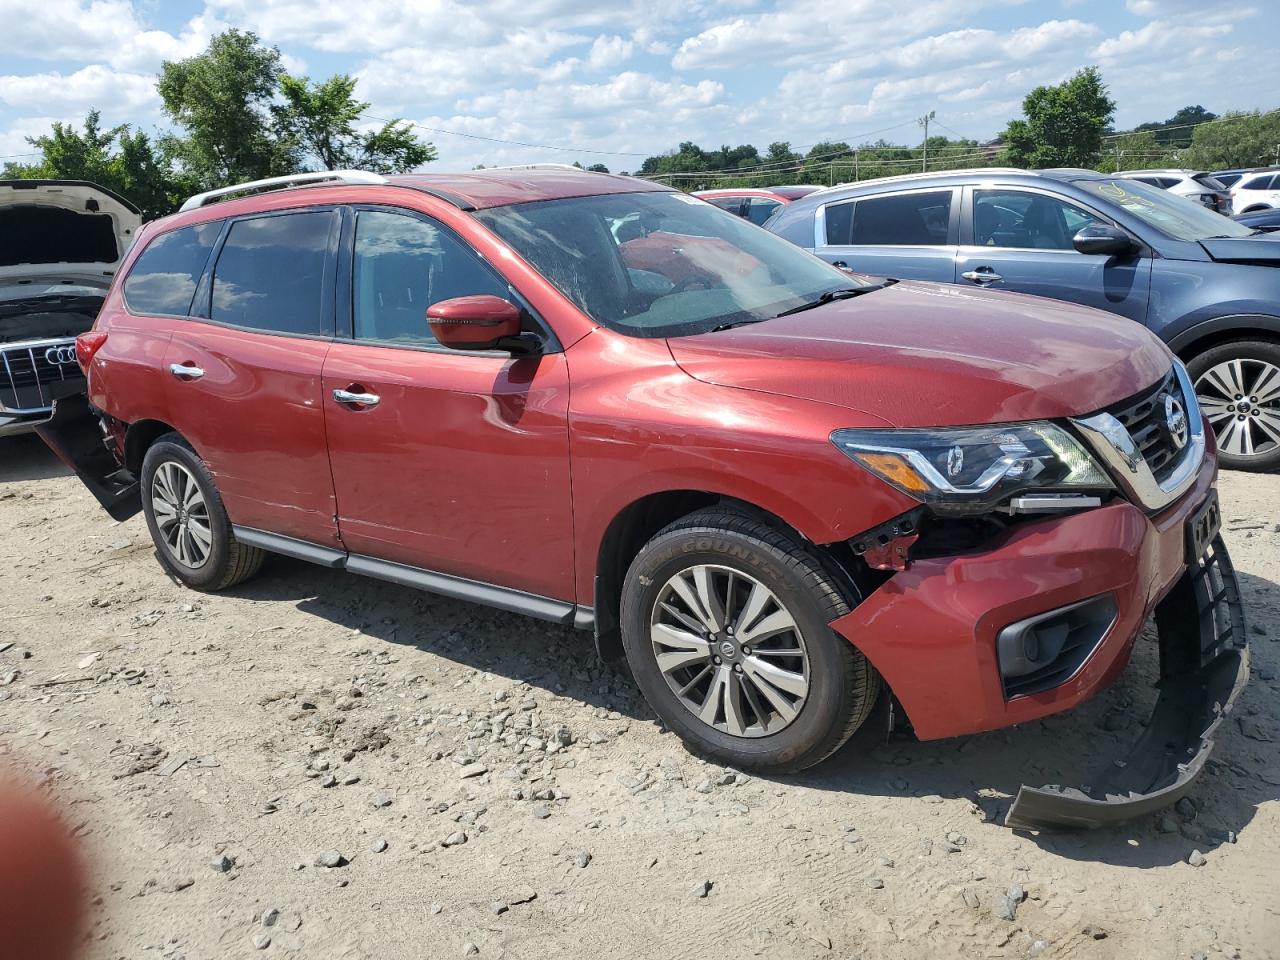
[{"xmin": 1102, "ymin": 107, "xmax": 1280, "ymax": 141}]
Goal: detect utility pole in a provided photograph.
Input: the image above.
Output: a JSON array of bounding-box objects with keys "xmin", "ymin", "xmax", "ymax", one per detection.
[
  {"xmin": 854, "ymin": 149, "xmax": 859, "ymax": 182},
  {"xmin": 919, "ymin": 111, "xmax": 935, "ymax": 172}
]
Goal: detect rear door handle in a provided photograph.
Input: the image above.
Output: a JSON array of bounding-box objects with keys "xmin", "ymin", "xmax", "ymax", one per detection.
[
  {"xmin": 333, "ymin": 388, "xmax": 381, "ymax": 408},
  {"xmin": 169, "ymin": 363, "xmax": 205, "ymax": 380},
  {"xmin": 961, "ymin": 268, "xmax": 1002, "ymax": 285}
]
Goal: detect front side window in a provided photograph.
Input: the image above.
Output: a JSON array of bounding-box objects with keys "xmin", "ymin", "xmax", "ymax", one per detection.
[
  {"xmin": 352, "ymin": 209, "xmax": 509, "ymax": 346},
  {"xmin": 973, "ymin": 190, "xmax": 1101, "ymax": 250},
  {"xmin": 475, "ymin": 191, "xmax": 864, "ymax": 338},
  {"xmin": 825, "ymin": 191, "xmax": 953, "ymax": 246},
  {"xmin": 1240, "ymin": 174, "xmax": 1276, "ymax": 191},
  {"xmin": 123, "ymin": 221, "xmax": 221, "ymax": 316},
  {"xmin": 1076, "ymin": 178, "xmax": 1255, "ymax": 241},
  {"xmin": 211, "ymin": 211, "xmax": 334, "ymax": 335}
]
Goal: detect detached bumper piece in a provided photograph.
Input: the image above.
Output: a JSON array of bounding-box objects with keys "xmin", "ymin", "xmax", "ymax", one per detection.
[
  {"xmin": 1005, "ymin": 535, "xmax": 1248, "ymax": 830},
  {"xmin": 34, "ymin": 392, "xmax": 141, "ymax": 522}
]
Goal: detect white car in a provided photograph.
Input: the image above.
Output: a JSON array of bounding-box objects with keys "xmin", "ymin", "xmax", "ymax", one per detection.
[
  {"xmin": 1115, "ymin": 169, "xmax": 1232, "ymax": 214},
  {"xmin": 0, "ymin": 180, "xmax": 141, "ymax": 437},
  {"xmin": 1230, "ymin": 169, "xmax": 1280, "ymax": 214}
]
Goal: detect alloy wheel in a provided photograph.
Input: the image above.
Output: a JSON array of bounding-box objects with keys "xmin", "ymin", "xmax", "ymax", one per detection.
[
  {"xmin": 1194, "ymin": 358, "xmax": 1280, "ymax": 459},
  {"xmin": 650, "ymin": 564, "xmax": 810, "ymax": 738},
  {"xmin": 151, "ymin": 460, "xmax": 212, "ymax": 568}
]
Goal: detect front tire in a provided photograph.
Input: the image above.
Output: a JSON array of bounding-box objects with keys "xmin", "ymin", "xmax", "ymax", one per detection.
[
  {"xmin": 1187, "ymin": 339, "xmax": 1280, "ymax": 472},
  {"xmin": 620, "ymin": 508, "xmax": 880, "ymax": 773},
  {"xmin": 140, "ymin": 434, "xmax": 265, "ymax": 591}
]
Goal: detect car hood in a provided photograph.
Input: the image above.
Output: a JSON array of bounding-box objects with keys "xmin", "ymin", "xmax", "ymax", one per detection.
[
  {"xmin": 0, "ymin": 180, "xmax": 142, "ymax": 284},
  {"xmin": 666, "ymin": 281, "xmax": 1173, "ymax": 427},
  {"xmin": 1199, "ymin": 232, "xmax": 1280, "ymax": 264}
]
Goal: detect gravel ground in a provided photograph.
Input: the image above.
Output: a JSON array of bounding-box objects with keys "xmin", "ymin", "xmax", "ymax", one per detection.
[{"xmin": 1, "ymin": 432, "xmax": 1278, "ymax": 960}]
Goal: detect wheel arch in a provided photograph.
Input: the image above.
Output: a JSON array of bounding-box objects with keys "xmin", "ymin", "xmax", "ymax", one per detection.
[
  {"xmin": 590, "ymin": 490, "xmax": 868, "ymax": 662},
  {"xmin": 1168, "ymin": 314, "xmax": 1280, "ymax": 362},
  {"xmin": 124, "ymin": 419, "xmax": 183, "ymax": 474}
]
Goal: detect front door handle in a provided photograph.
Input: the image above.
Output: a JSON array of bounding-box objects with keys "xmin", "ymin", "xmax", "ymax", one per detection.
[
  {"xmin": 333, "ymin": 388, "xmax": 381, "ymax": 408},
  {"xmin": 961, "ymin": 268, "xmax": 1002, "ymax": 285},
  {"xmin": 169, "ymin": 363, "xmax": 205, "ymax": 380},
  {"xmin": 831, "ymin": 260, "xmax": 853, "ymax": 272}
]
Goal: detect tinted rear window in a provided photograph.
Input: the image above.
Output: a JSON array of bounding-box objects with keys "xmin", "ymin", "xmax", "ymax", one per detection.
[
  {"xmin": 211, "ymin": 211, "xmax": 334, "ymax": 335},
  {"xmin": 123, "ymin": 221, "xmax": 222, "ymax": 316},
  {"xmin": 825, "ymin": 191, "xmax": 952, "ymax": 246},
  {"xmin": 1239, "ymin": 174, "xmax": 1275, "ymax": 191}
]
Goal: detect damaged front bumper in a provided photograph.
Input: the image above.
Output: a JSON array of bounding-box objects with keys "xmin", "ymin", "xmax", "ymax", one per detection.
[{"xmin": 1005, "ymin": 534, "xmax": 1248, "ymax": 830}]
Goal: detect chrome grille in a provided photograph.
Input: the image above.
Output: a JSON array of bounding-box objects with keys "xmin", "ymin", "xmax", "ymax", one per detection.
[
  {"xmin": 1104, "ymin": 367, "xmax": 1182, "ymax": 484},
  {"xmin": 0, "ymin": 342, "xmax": 82, "ymax": 414}
]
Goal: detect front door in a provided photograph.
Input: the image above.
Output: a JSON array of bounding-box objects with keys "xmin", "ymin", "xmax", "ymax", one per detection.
[
  {"xmin": 955, "ymin": 187, "xmax": 1151, "ymax": 324},
  {"xmin": 163, "ymin": 208, "xmax": 341, "ymax": 545},
  {"xmin": 321, "ymin": 206, "xmax": 575, "ymax": 601}
]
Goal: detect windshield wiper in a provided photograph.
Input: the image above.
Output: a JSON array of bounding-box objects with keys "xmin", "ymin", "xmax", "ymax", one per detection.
[
  {"xmin": 709, "ymin": 318, "xmax": 769, "ymax": 332},
  {"xmin": 773, "ymin": 283, "xmax": 889, "ymax": 319}
]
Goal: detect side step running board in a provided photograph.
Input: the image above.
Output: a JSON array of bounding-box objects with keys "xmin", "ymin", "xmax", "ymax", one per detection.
[{"xmin": 231, "ymin": 525, "xmax": 594, "ymax": 630}]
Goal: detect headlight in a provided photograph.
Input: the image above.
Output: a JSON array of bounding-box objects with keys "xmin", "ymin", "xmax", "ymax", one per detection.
[{"xmin": 831, "ymin": 422, "xmax": 1111, "ymax": 514}]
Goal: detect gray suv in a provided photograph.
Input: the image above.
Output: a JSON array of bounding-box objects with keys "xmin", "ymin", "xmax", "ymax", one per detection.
[{"xmin": 767, "ymin": 168, "xmax": 1280, "ymax": 471}]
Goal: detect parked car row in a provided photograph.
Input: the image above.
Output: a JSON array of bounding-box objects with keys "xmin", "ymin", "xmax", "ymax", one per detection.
[
  {"xmin": 1116, "ymin": 168, "xmax": 1232, "ymax": 212},
  {"xmin": 759, "ymin": 167, "xmax": 1280, "ymax": 471},
  {"xmin": 34, "ymin": 165, "xmax": 1247, "ymax": 830}
]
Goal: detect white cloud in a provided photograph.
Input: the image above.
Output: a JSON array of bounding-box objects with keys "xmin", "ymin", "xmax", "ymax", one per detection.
[
  {"xmin": 0, "ymin": 1, "xmax": 221, "ymax": 71},
  {"xmin": 0, "ymin": 65, "xmax": 158, "ymax": 115},
  {"xmin": 1093, "ymin": 20, "xmax": 1231, "ymax": 60},
  {"xmin": 586, "ymin": 35, "xmax": 635, "ymax": 71},
  {"xmin": 672, "ymin": 0, "xmax": 960, "ymax": 70}
]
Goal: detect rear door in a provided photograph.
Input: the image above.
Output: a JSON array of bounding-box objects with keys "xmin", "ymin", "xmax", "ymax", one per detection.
[
  {"xmin": 162, "ymin": 207, "xmax": 341, "ymax": 545},
  {"xmin": 814, "ymin": 187, "xmax": 959, "ymax": 281},
  {"xmin": 955, "ymin": 186, "xmax": 1151, "ymax": 323},
  {"xmin": 321, "ymin": 206, "xmax": 574, "ymax": 600}
]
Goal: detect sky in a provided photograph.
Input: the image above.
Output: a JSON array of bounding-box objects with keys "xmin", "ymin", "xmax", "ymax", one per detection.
[{"xmin": 0, "ymin": 0, "xmax": 1274, "ymax": 175}]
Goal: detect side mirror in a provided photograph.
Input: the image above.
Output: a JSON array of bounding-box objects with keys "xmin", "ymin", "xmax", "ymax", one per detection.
[
  {"xmin": 1072, "ymin": 223, "xmax": 1134, "ymax": 257},
  {"xmin": 427, "ymin": 295, "xmax": 524, "ymax": 351}
]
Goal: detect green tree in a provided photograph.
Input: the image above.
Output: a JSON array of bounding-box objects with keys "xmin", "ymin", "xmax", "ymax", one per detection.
[
  {"xmin": 1001, "ymin": 66, "xmax": 1116, "ymax": 168},
  {"xmin": 1185, "ymin": 110, "xmax": 1280, "ymax": 169},
  {"xmin": 274, "ymin": 73, "xmax": 435, "ymax": 174},
  {"xmin": 157, "ymin": 29, "xmax": 297, "ymax": 187},
  {"xmin": 586, "ymin": 163, "xmax": 610, "ymax": 173},
  {"xmin": 764, "ymin": 141, "xmax": 800, "ymax": 166},
  {"xmin": 1096, "ymin": 130, "xmax": 1168, "ymax": 173},
  {"xmin": 1, "ymin": 110, "xmax": 185, "ymax": 219}
]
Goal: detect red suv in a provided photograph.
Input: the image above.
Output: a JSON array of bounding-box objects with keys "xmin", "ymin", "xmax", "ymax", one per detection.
[{"xmin": 41, "ymin": 167, "xmax": 1247, "ymax": 829}]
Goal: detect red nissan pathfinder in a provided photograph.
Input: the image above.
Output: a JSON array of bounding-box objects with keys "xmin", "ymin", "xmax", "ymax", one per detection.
[{"xmin": 40, "ymin": 167, "xmax": 1248, "ymax": 829}]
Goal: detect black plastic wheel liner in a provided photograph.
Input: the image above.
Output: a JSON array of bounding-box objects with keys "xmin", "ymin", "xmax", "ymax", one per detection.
[{"xmin": 1004, "ymin": 534, "xmax": 1248, "ymax": 831}]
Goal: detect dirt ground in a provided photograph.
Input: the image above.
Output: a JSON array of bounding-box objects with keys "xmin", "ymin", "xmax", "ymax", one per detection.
[{"xmin": 1, "ymin": 432, "xmax": 1278, "ymax": 960}]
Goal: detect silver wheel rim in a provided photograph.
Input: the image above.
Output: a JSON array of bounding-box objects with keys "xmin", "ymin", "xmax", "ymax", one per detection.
[
  {"xmin": 650, "ymin": 564, "xmax": 809, "ymax": 739},
  {"xmin": 1194, "ymin": 358, "xmax": 1280, "ymax": 459},
  {"xmin": 151, "ymin": 460, "xmax": 212, "ymax": 569}
]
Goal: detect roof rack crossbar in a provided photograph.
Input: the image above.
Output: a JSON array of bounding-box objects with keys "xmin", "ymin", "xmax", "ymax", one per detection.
[{"xmin": 178, "ymin": 170, "xmax": 388, "ymax": 212}]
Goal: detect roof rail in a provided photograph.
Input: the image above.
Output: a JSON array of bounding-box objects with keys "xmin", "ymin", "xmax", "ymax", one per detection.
[
  {"xmin": 478, "ymin": 163, "xmax": 593, "ymax": 173},
  {"xmin": 178, "ymin": 170, "xmax": 388, "ymax": 212}
]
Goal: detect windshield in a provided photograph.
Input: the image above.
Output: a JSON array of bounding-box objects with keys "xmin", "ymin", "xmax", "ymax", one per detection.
[
  {"xmin": 474, "ymin": 191, "xmax": 868, "ymax": 338},
  {"xmin": 1076, "ymin": 179, "xmax": 1255, "ymax": 241}
]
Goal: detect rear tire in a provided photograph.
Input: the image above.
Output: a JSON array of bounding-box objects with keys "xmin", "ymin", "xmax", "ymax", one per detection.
[
  {"xmin": 140, "ymin": 434, "xmax": 265, "ymax": 591},
  {"xmin": 1187, "ymin": 339, "xmax": 1280, "ymax": 473},
  {"xmin": 620, "ymin": 508, "xmax": 880, "ymax": 774}
]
